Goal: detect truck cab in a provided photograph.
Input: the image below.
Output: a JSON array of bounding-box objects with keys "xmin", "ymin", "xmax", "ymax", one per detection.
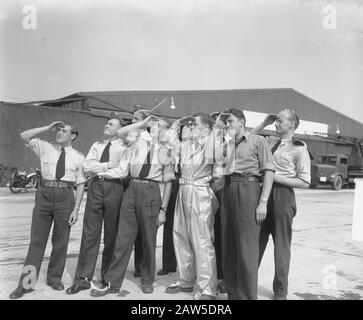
[{"xmin": 310, "ymin": 153, "xmax": 348, "ymax": 190}]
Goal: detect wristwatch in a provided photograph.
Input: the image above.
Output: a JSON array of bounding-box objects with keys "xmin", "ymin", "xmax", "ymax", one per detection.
[
  {"xmin": 260, "ymin": 198, "xmax": 268, "ymax": 204},
  {"xmin": 160, "ymin": 206, "xmax": 167, "ymax": 213}
]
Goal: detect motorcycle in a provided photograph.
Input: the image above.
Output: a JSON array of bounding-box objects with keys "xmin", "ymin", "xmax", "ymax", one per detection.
[{"xmin": 9, "ymin": 168, "xmax": 43, "ymax": 194}]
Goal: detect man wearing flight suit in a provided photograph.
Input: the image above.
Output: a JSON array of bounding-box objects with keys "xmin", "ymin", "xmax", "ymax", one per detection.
[
  {"xmin": 66, "ymin": 115, "xmax": 129, "ymax": 294},
  {"xmin": 255, "ymin": 109, "xmax": 311, "ymax": 300},
  {"xmin": 10, "ymin": 121, "xmax": 86, "ymax": 299},
  {"xmin": 165, "ymin": 114, "xmax": 219, "ymax": 300},
  {"xmin": 90, "ymin": 115, "xmax": 174, "ymax": 296},
  {"xmin": 220, "ymin": 108, "xmax": 275, "ymax": 300}
]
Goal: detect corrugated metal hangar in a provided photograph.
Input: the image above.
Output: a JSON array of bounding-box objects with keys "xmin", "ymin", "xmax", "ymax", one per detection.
[{"xmin": 1, "ymin": 88, "xmax": 363, "ymax": 174}]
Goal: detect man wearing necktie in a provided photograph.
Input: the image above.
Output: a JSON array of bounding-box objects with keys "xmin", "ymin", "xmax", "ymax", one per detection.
[
  {"xmin": 252, "ymin": 110, "xmax": 311, "ymax": 300},
  {"xmin": 66, "ymin": 115, "xmax": 130, "ymax": 295},
  {"xmin": 90, "ymin": 115, "xmax": 174, "ymax": 296},
  {"xmin": 10, "ymin": 121, "xmax": 86, "ymax": 299},
  {"xmin": 131, "ymin": 108, "xmax": 150, "ymax": 279}
]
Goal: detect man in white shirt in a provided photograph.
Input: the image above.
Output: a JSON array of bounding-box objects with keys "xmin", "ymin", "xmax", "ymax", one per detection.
[
  {"xmin": 66, "ymin": 114, "xmax": 130, "ymax": 295},
  {"xmin": 10, "ymin": 121, "xmax": 86, "ymax": 299}
]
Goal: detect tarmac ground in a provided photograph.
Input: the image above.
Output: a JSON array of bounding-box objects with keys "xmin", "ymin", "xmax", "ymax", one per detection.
[{"xmin": 0, "ymin": 186, "xmax": 362, "ymax": 300}]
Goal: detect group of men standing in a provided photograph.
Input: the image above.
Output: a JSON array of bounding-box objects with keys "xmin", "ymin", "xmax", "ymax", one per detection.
[{"xmin": 9, "ymin": 105, "xmax": 311, "ymax": 300}]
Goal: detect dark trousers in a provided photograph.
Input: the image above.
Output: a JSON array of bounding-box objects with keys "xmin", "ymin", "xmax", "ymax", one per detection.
[
  {"xmin": 18, "ymin": 186, "xmax": 74, "ymax": 288},
  {"xmin": 135, "ymin": 180, "xmax": 178, "ymax": 273},
  {"xmin": 259, "ymin": 183, "xmax": 296, "ymax": 297},
  {"xmin": 74, "ymin": 180, "xmax": 123, "ymax": 284},
  {"xmin": 134, "ymin": 231, "xmax": 143, "ymax": 273},
  {"xmin": 104, "ymin": 179, "xmax": 162, "ymax": 288},
  {"xmin": 214, "ymin": 188, "xmax": 224, "ymax": 280},
  {"xmin": 221, "ymin": 177, "xmax": 261, "ymax": 300},
  {"xmin": 161, "ymin": 179, "xmax": 178, "ymax": 272}
]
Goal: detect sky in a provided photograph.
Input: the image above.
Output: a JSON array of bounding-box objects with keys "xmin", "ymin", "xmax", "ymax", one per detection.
[{"xmin": 1, "ymin": 0, "xmax": 363, "ymax": 123}]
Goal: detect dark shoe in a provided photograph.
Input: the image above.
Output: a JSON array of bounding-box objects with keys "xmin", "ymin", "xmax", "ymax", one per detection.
[
  {"xmin": 165, "ymin": 283, "xmax": 194, "ymax": 294},
  {"xmin": 66, "ymin": 281, "xmax": 91, "ymax": 295},
  {"xmin": 199, "ymin": 294, "xmax": 216, "ymax": 300},
  {"xmin": 273, "ymin": 294, "xmax": 287, "ymax": 300},
  {"xmin": 157, "ymin": 269, "xmax": 176, "ymax": 276},
  {"xmin": 134, "ymin": 270, "xmax": 141, "ymax": 278},
  {"xmin": 9, "ymin": 287, "xmax": 33, "ymax": 300},
  {"xmin": 90, "ymin": 284, "xmax": 119, "ymax": 297},
  {"xmin": 217, "ymin": 280, "xmax": 227, "ymax": 294},
  {"xmin": 142, "ymin": 285, "xmax": 153, "ymax": 294},
  {"xmin": 47, "ymin": 282, "xmax": 64, "ymax": 291}
]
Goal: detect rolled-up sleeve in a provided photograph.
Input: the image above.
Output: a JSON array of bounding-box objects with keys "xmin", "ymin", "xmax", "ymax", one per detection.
[
  {"xmin": 83, "ymin": 143, "xmax": 108, "ymax": 173},
  {"xmin": 295, "ymin": 147, "xmax": 311, "ymax": 184},
  {"xmin": 26, "ymin": 138, "xmax": 51, "ymax": 159},
  {"xmin": 100, "ymin": 148, "xmax": 130, "ymax": 179},
  {"xmin": 256, "ymin": 136, "xmax": 275, "ymax": 172},
  {"xmin": 83, "ymin": 143, "xmax": 99, "ymax": 171}
]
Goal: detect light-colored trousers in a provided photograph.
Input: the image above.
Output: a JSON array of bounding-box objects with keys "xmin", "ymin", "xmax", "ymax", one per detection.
[{"xmin": 173, "ymin": 182, "xmax": 219, "ymax": 296}]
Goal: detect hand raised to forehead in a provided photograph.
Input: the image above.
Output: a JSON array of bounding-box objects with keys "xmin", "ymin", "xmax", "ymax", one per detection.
[
  {"xmin": 216, "ymin": 113, "xmax": 230, "ymax": 124},
  {"xmin": 48, "ymin": 121, "xmax": 65, "ymax": 131},
  {"xmin": 264, "ymin": 114, "xmax": 277, "ymax": 125}
]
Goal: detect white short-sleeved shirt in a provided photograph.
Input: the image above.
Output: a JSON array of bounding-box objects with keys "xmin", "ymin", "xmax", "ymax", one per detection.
[
  {"xmin": 27, "ymin": 138, "xmax": 86, "ymax": 185},
  {"xmin": 267, "ymin": 136, "xmax": 311, "ymax": 184},
  {"xmin": 83, "ymin": 139, "xmax": 129, "ymax": 179},
  {"xmin": 129, "ymin": 131, "xmax": 175, "ymax": 183}
]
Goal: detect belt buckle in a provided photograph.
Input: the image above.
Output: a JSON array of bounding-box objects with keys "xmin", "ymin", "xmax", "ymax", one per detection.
[
  {"xmin": 55, "ymin": 180, "xmax": 61, "ymax": 187},
  {"xmin": 99, "ymin": 176, "xmax": 105, "ymax": 181}
]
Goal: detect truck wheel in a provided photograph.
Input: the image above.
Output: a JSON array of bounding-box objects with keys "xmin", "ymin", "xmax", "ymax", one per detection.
[{"xmin": 332, "ymin": 176, "xmax": 343, "ymax": 190}]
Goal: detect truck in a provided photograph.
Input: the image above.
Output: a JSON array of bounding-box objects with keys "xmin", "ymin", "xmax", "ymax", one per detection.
[{"xmin": 307, "ymin": 136, "xmax": 363, "ymax": 190}]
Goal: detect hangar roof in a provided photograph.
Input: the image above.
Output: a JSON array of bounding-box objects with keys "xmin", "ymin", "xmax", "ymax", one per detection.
[{"xmin": 18, "ymin": 88, "xmax": 363, "ymax": 138}]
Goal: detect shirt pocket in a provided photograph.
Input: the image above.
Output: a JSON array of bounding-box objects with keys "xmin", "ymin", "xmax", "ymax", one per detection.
[
  {"xmin": 65, "ymin": 158, "xmax": 79, "ymax": 178},
  {"xmin": 274, "ymin": 152, "xmax": 293, "ymax": 168},
  {"xmin": 42, "ymin": 157, "xmax": 57, "ymax": 178}
]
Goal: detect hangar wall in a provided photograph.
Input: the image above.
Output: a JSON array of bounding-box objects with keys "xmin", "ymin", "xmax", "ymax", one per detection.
[
  {"xmin": 2, "ymin": 88, "xmax": 363, "ymax": 176},
  {"xmin": 0, "ymin": 103, "xmax": 106, "ymax": 173},
  {"xmin": 57, "ymin": 89, "xmax": 363, "ymax": 139}
]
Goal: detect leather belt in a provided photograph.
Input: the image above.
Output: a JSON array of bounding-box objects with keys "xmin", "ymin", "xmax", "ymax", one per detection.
[
  {"xmin": 42, "ymin": 180, "xmax": 74, "ymax": 188},
  {"xmin": 132, "ymin": 177, "xmax": 159, "ymax": 183},
  {"xmin": 93, "ymin": 176, "xmax": 123, "ymax": 184},
  {"xmin": 226, "ymin": 173, "xmax": 258, "ymax": 182}
]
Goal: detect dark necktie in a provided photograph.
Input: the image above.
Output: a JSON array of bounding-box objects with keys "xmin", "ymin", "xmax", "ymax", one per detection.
[
  {"xmin": 99, "ymin": 141, "xmax": 111, "ymax": 163},
  {"xmin": 55, "ymin": 147, "xmax": 65, "ymax": 180},
  {"xmin": 139, "ymin": 142, "xmax": 153, "ymax": 179},
  {"xmin": 235, "ymin": 135, "xmax": 246, "ymax": 147},
  {"xmin": 271, "ymin": 139, "xmax": 282, "ymax": 154}
]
